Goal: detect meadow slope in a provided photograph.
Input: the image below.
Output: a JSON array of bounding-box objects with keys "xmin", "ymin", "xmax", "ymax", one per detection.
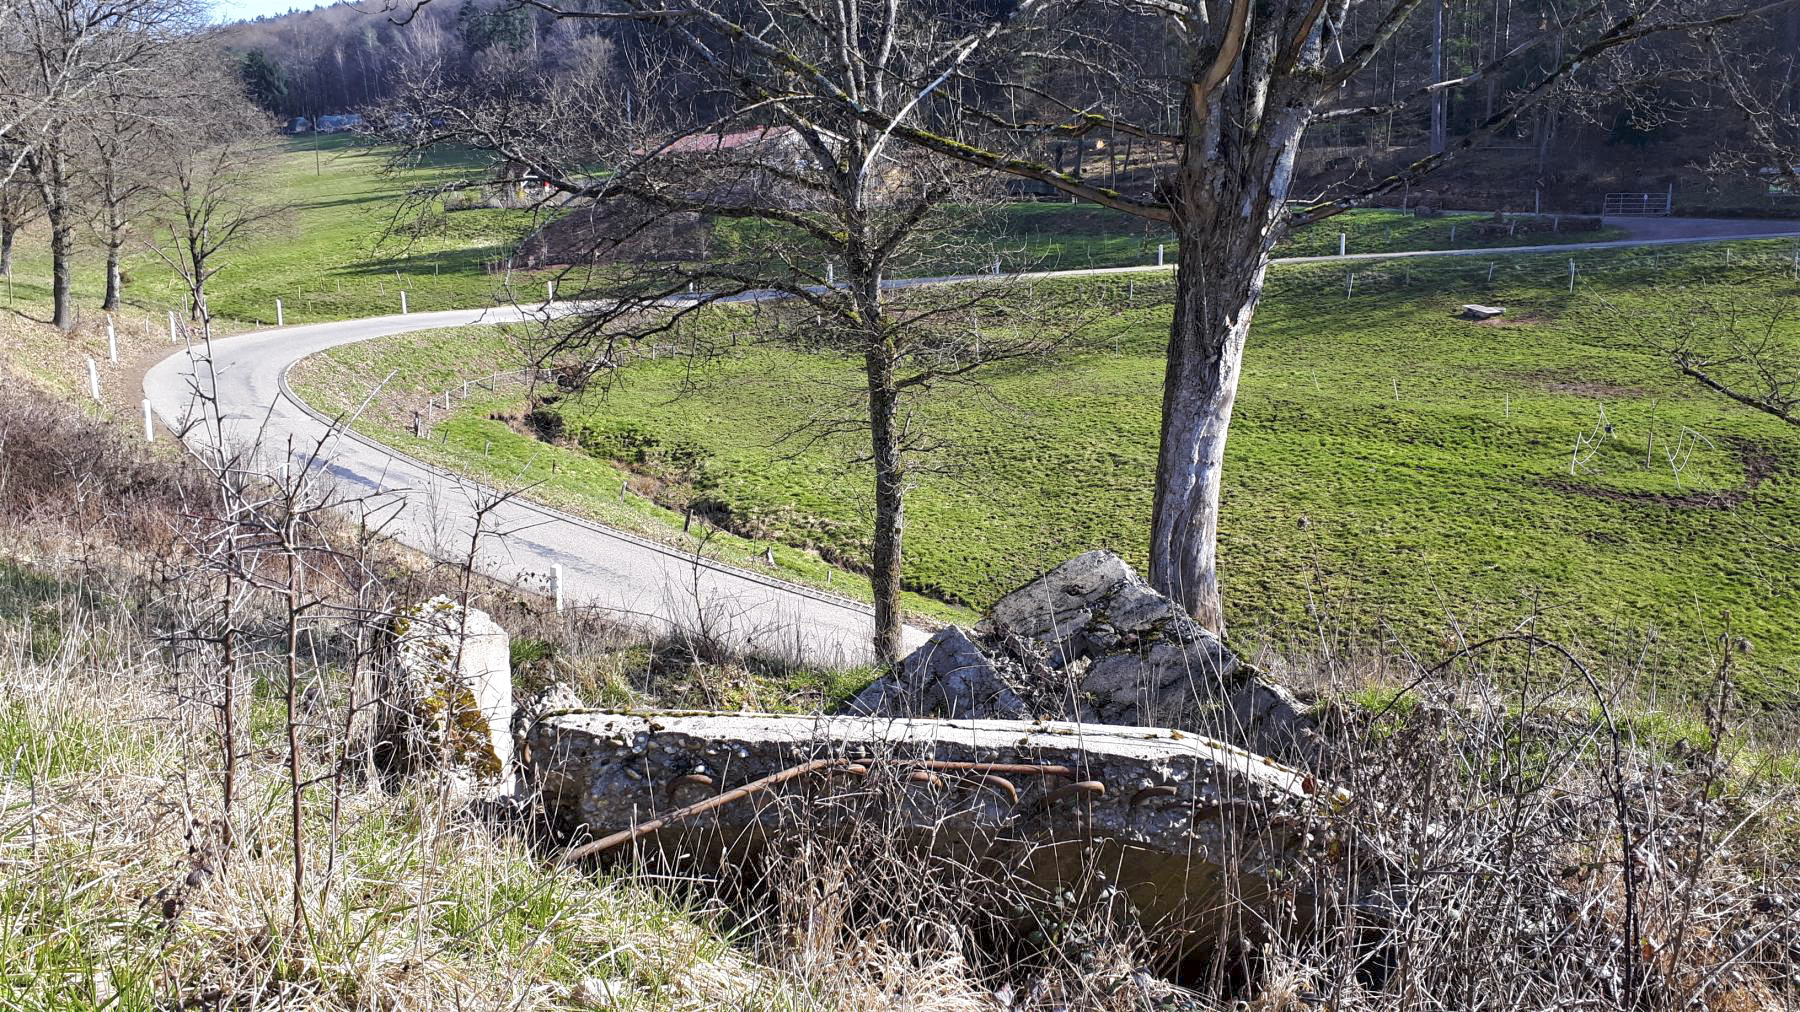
[{"xmin": 295, "ymin": 241, "xmax": 1800, "ymax": 701}]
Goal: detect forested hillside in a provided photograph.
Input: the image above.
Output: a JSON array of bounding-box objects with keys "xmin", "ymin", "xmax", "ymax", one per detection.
[{"xmin": 223, "ymin": 0, "xmax": 1800, "ymax": 213}]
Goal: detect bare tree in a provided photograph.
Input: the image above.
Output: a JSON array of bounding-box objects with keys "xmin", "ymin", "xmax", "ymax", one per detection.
[
  {"xmin": 1602, "ymin": 290, "xmax": 1800, "ymax": 427},
  {"xmin": 146, "ymin": 74, "xmax": 284, "ymax": 330},
  {"xmin": 381, "ymin": 24, "xmax": 1068, "ymax": 662},
  {"xmin": 0, "ymin": 161, "xmax": 38, "ymax": 276},
  {"xmin": 81, "ymin": 70, "xmax": 165, "ymax": 310},
  {"xmin": 0, "ymin": 0, "xmax": 200, "ymax": 330},
  {"xmin": 513, "ymin": 0, "xmax": 1800, "ymax": 636}
]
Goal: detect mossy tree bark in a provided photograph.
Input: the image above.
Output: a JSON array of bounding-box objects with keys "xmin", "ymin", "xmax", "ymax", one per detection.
[
  {"xmin": 865, "ymin": 345, "xmax": 906, "ymax": 663},
  {"xmin": 31, "ymin": 145, "xmax": 75, "ymax": 332}
]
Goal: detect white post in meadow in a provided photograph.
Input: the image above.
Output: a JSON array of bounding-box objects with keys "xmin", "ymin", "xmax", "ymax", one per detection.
[
  {"xmin": 167, "ymin": 310, "xmax": 178, "ymax": 343},
  {"xmin": 275, "ymin": 298, "xmax": 284, "ymax": 326},
  {"xmin": 106, "ymin": 316, "xmax": 117, "ymax": 362},
  {"xmin": 142, "ymin": 399, "xmax": 155, "ymax": 441},
  {"xmin": 1567, "ymin": 259, "xmax": 1576, "ymax": 293},
  {"xmin": 546, "ymin": 279, "xmax": 556, "ymax": 304},
  {"xmin": 85, "ymin": 356, "xmax": 100, "ymax": 402},
  {"xmin": 1487, "ymin": 262, "xmax": 1497, "ymax": 282},
  {"xmin": 1449, "ymin": 225, "xmax": 1457, "ymax": 244},
  {"xmin": 1339, "ymin": 233, "xmax": 1347, "ymax": 257},
  {"xmin": 399, "ymin": 291, "xmax": 409, "ymax": 314},
  {"xmin": 551, "ymin": 563, "xmax": 565, "ymax": 613},
  {"xmin": 1346, "ymin": 272, "xmax": 1355, "ymax": 298},
  {"xmin": 826, "ymin": 261, "xmax": 834, "ymax": 286},
  {"xmin": 1156, "ymin": 243, "xmax": 1165, "ymax": 267}
]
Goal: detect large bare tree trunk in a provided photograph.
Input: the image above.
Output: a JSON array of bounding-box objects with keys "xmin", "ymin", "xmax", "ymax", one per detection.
[
  {"xmin": 865, "ymin": 347, "xmax": 905, "ymax": 664},
  {"xmin": 35, "ymin": 148, "xmax": 74, "ymax": 332},
  {"xmin": 103, "ymin": 215, "xmax": 125, "ymax": 310},
  {"xmin": 103, "ymin": 244, "xmax": 123, "ymax": 311},
  {"xmin": 1149, "ymin": 238, "xmax": 1266, "ymax": 635},
  {"xmin": 1147, "ymin": 81, "xmax": 1305, "ymax": 635},
  {"xmin": 47, "ymin": 200, "xmax": 72, "ymax": 331}
]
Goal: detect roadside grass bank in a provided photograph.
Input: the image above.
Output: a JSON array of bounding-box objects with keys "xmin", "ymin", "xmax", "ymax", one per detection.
[
  {"xmin": 295, "ymin": 239, "xmax": 1800, "ymax": 702},
  {"xmin": 0, "ymin": 378, "xmax": 906, "ymax": 1010},
  {"xmin": 287, "ymin": 326, "xmax": 973, "ymax": 627}
]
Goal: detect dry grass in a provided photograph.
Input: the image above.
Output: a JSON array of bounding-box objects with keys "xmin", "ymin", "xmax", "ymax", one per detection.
[
  {"xmin": 6, "ymin": 348, "xmax": 1800, "ymax": 1011},
  {"xmin": 0, "ymin": 577, "xmax": 831, "ymax": 1010}
]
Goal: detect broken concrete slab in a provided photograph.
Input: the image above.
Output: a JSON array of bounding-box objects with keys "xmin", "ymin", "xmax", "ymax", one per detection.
[
  {"xmin": 847, "ymin": 552, "xmax": 1319, "ymax": 759},
  {"xmin": 1459, "ymin": 304, "xmax": 1505, "ymax": 320},
  {"xmin": 525, "ymin": 710, "xmax": 1345, "ymax": 948},
  {"xmin": 374, "ymin": 596, "xmax": 514, "ymax": 795}
]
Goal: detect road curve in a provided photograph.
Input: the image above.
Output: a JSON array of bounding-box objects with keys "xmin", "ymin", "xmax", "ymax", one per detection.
[
  {"xmin": 144, "ymin": 306, "xmax": 929, "ymax": 668},
  {"xmin": 143, "ymin": 222, "xmax": 1800, "ymax": 667}
]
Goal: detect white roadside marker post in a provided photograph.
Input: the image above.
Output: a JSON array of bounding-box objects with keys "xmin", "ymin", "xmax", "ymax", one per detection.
[
  {"xmin": 86, "ymin": 356, "xmax": 100, "ymax": 402},
  {"xmin": 547, "ymin": 279, "xmax": 555, "ymax": 304},
  {"xmin": 142, "ymin": 399, "xmax": 154, "ymax": 441},
  {"xmin": 106, "ymin": 315, "xmax": 117, "ymax": 362},
  {"xmin": 276, "ymin": 298, "xmax": 284, "ymax": 326},
  {"xmin": 1488, "ymin": 262, "xmax": 1497, "ymax": 282},
  {"xmin": 400, "ymin": 291, "xmax": 409, "ymax": 314},
  {"xmin": 1346, "ymin": 272, "xmax": 1355, "ymax": 298},
  {"xmin": 1339, "ymin": 233, "xmax": 1346, "ymax": 257},
  {"xmin": 167, "ymin": 311, "xmax": 178, "ymax": 343},
  {"xmin": 1156, "ymin": 243, "xmax": 1165, "ymax": 267},
  {"xmin": 826, "ymin": 261, "xmax": 834, "ymax": 286},
  {"xmin": 551, "ymin": 564, "xmax": 565, "ymax": 613},
  {"xmin": 1568, "ymin": 259, "xmax": 1576, "ymax": 294}
]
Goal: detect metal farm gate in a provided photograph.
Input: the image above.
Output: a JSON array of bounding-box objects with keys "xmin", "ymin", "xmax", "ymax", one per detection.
[{"xmin": 1602, "ymin": 190, "xmax": 1674, "ymax": 216}]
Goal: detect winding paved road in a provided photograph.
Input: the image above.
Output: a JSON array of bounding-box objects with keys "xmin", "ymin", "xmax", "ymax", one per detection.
[{"xmin": 142, "ymin": 218, "xmax": 1800, "ymax": 666}]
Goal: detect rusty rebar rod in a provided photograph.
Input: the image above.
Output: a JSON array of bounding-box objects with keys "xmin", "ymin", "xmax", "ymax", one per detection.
[{"xmin": 562, "ymin": 758, "xmax": 1077, "ymax": 864}]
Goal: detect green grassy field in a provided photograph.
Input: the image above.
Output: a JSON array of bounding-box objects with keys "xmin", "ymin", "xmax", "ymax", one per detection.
[
  {"xmin": 296, "ymin": 240, "xmax": 1800, "ymax": 701},
  {"xmin": 0, "ymin": 134, "xmax": 1620, "ymax": 337},
  {"xmin": 711, "ymin": 204, "xmax": 1625, "ymax": 276},
  {"xmin": 1, "ymin": 134, "xmax": 549, "ymax": 329}
]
